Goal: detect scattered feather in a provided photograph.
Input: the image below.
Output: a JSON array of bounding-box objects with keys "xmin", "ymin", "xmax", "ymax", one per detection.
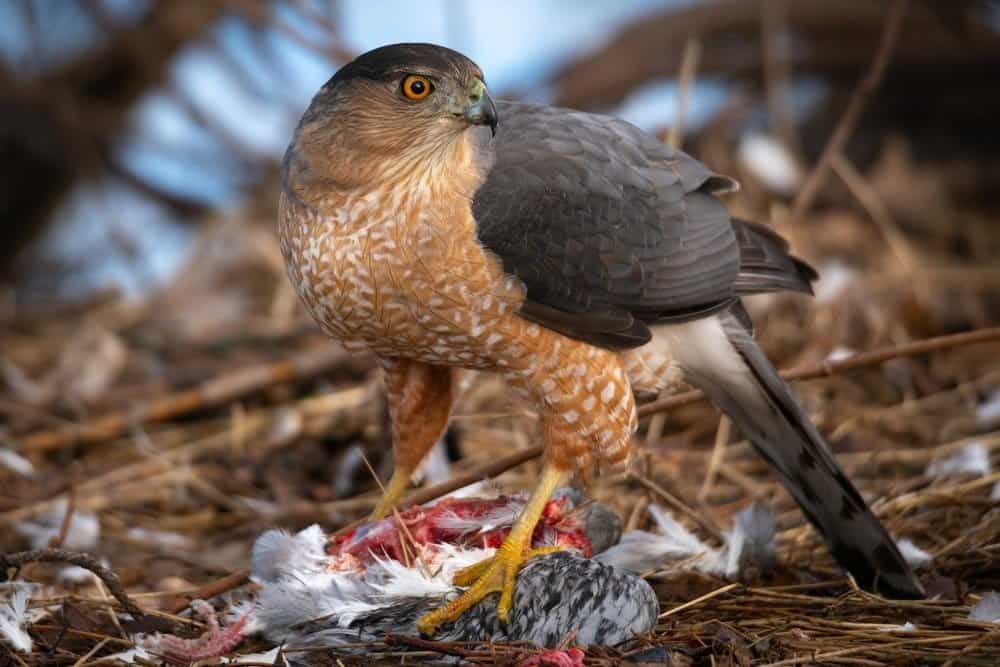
[
  {"xmin": 15, "ymin": 498, "xmax": 100, "ymax": 550},
  {"xmin": 896, "ymin": 538, "xmax": 933, "ymax": 568},
  {"xmin": 598, "ymin": 503, "xmax": 776, "ymax": 579},
  {"xmin": 879, "ymin": 621, "xmax": 916, "ymax": 632},
  {"xmin": 221, "ymin": 647, "xmax": 286, "ymax": 666},
  {"xmin": 725, "ymin": 503, "xmax": 777, "ymax": 578},
  {"xmin": 975, "ymin": 389, "xmax": 1000, "ymax": 426},
  {"xmin": 0, "ymin": 587, "xmax": 33, "ymax": 653},
  {"xmin": 969, "ymin": 592, "xmax": 1000, "ymax": 623},
  {"xmin": 812, "ymin": 261, "xmax": 857, "ymax": 303},
  {"xmin": 101, "ymin": 645, "xmax": 153, "ymax": 663},
  {"xmin": 925, "ymin": 442, "xmax": 990, "ymax": 479},
  {"xmin": 251, "ymin": 525, "xmax": 328, "ymax": 584},
  {"xmin": 825, "ymin": 346, "xmax": 855, "ymax": 363},
  {"xmin": 0, "ymin": 449, "xmax": 34, "ymax": 477},
  {"xmin": 331, "ymin": 444, "xmax": 365, "ymax": 498},
  {"xmin": 737, "ymin": 132, "xmax": 802, "ymax": 195},
  {"xmin": 126, "ymin": 527, "xmax": 194, "ymax": 550},
  {"xmin": 58, "ymin": 565, "xmax": 99, "ymax": 585}
]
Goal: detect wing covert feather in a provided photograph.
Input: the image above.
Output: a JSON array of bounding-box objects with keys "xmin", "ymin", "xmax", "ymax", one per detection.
[{"xmin": 472, "ymin": 102, "xmax": 794, "ymax": 349}]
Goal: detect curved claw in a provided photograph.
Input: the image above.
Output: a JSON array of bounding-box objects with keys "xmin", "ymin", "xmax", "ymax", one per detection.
[
  {"xmin": 416, "ymin": 545, "xmax": 564, "ymax": 636},
  {"xmin": 416, "ymin": 463, "xmax": 569, "ymax": 636}
]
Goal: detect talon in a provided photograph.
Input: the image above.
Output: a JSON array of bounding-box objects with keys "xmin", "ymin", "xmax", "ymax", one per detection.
[
  {"xmin": 416, "ymin": 543, "xmax": 567, "ymax": 635},
  {"xmin": 416, "ymin": 464, "xmax": 569, "ymax": 636}
]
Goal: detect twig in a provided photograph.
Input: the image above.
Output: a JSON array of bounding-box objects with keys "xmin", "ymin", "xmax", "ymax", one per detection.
[
  {"xmin": 830, "ymin": 151, "xmax": 921, "ymax": 278},
  {"xmin": 629, "ymin": 471, "xmax": 725, "ymax": 544},
  {"xmin": 169, "ymin": 327, "xmax": 1000, "ymax": 621},
  {"xmin": 760, "ymin": 0, "xmax": 802, "ymax": 160},
  {"xmin": 0, "ymin": 549, "xmax": 142, "ymax": 615},
  {"xmin": 658, "ymin": 582, "xmax": 740, "ymax": 619},
  {"xmin": 637, "ymin": 326, "xmax": 1000, "ymax": 418},
  {"xmin": 383, "ymin": 634, "xmax": 477, "ymax": 658},
  {"xmin": 699, "ymin": 415, "xmax": 731, "ymax": 501},
  {"xmin": 759, "ymin": 633, "xmax": 973, "ymax": 667},
  {"xmin": 790, "ymin": 0, "xmax": 909, "ymax": 220},
  {"xmin": 349, "ymin": 327, "xmax": 998, "ymax": 527},
  {"xmin": 17, "ymin": 346, "xmax": 347, "ymax": 453},
  {"xmin": 332, "ymin": 445, "xmax": 545, "ymax": 536},
  {"xmin": 667, "ymin": 36, "xmax": 702, "ymax": 149},
  {"xmin": 163, "ymin": 568, "xmax": 251, "ymax": 615}
]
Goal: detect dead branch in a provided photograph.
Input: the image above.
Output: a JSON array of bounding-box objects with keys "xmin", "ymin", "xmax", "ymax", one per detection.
[
  {"xmin": 0, "ymin": 548, "xmax": 142, "ymax": 615},
  {"xmin": 790, "ymin": 0, "xmax": 909, "ymax": 220},
  {"xmin": 16, "ymin": 345, "xmax": 348, "ymax": 453}
]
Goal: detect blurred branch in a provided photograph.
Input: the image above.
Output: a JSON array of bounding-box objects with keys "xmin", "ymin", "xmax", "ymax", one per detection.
[
  {"xmin": 0, "ymin": 0, "xmax": 231, "ymax": 275},
  {"xmin": 1, "ymin": 548, "xmax": 143, "ymax": 615},
  {"xmin": 790, "ymin": 0, "xmax": 909, "ymax": 221},
  {"xmin": 667, "ymin": 36, "xmax": 701, "ymax": 150},
  {"xmin": 105, "ymin": 156, "xmax": 211, "ymax": 219},
  {"xmin": 16, "ymin": 345, "xmax": 348, "ymax": 454},
  {"xmin": 551, "ymin": 0, "xmax": 1000, "ymax": 110}
]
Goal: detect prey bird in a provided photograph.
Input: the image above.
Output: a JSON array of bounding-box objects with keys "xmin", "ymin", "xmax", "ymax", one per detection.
[{"xmin": 278, "ymin": 43, "xmax": 924, "ymax": 635}]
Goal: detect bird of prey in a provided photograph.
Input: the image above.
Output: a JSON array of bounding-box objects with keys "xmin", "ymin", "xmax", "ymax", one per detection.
[{"xmin": 279, "ymin": 43, "xmax": 924, "ymax": 635}]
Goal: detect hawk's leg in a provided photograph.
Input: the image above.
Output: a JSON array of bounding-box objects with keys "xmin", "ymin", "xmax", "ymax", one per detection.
[
  {"xmin": 371, "ymin": 359, "xmax": 454, "ymax": 520},
  {"xmin": 416, "ymin": 461, "xmax": 568, "ymax": 635}
]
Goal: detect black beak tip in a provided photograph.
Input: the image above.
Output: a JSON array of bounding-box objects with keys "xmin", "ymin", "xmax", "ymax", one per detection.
[{"xmin": 480, "ymin": 101, "xmax": 499, "ymax": 138}]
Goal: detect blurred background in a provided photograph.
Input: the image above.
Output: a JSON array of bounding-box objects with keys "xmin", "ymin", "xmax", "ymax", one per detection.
[
  {"xmin": 4, "ymin": 0, "xmax": 1000, "ymax": 303},
  {"xmin": 2, "ymin": 2, "xmax": 1000, "ymax": 661}
]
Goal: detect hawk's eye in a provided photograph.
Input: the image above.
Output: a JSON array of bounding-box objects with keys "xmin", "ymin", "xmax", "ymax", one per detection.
[{"xmin": 401, "ymin": 75, "xmax": 433, "ymax": 100}]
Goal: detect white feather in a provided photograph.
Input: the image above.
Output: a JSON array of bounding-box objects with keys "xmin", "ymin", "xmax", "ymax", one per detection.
[
  {"xmin": 724, "ymin": 503, "xmax": 776, "ymax": 578},
  {"xmin": 0, "ymin": 587, "xmax": 33, "ymax": 653},
  {"xmin": 221, "ymin": 646, "xmax": 286, "ymax": 665},
  {"xmin": 599, "ymin": 504, "xmax": 776, "ymax": 579},
  {"xmin": 969, "ymin": 592, "xmax": 1000, "ymax": 623},
  {"xmin": 896, "ymin": 538, "xmax": 933, "ymax": 568},
  {"xmin": 251, "ymin": 525, "xmax": 328, "ymax": 583},
  {"xmin": 126, "ymin": 527, "xmax": 193, "ymax": 550},
  {"xmin": 879, "ymin": 621, "xmax": 917, "ymax": 632},
  {"xmin": 15, "ymin": 498, "xmax": 99, "ymax": 550},
  {"xmin": 101, "ymin": 645, "xmax": 153, "ymax": 663},
  {"xmin": 737, "ymin": 133, "xmax": 802, "ymax": 195},
  {"xmin": 58, "ymin": 565, "xmax": 99, "ymax": 585},
  {"xmin": 250, "ymin": 523, "xmax": 499, "ymax": 641},
  {"xmin": 926, "ymin": 443, "xmax": 991, "ymax": 479},
  {"xmin": 812, "ymin": 261, "xmax": 858, "ymax": 304},
  {"xmin": 598, "ymin": 506, "xmax": 724, "ymax": 574},
  {"xmin": 433, "ymin": 499, "xmax": 525, "ymax": 534},
  {"xmin": 976, "ymin": 389, "xmax": 1000, "ymax": 426},
  {"xmin": 0, "ymin": 449, "xmax": 34, "ymax": 477}
]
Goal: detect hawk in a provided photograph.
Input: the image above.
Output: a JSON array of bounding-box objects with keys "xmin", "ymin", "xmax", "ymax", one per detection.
[{"xmin": 279, "ymin": 43, "xmax": 923, "ymax": 634}]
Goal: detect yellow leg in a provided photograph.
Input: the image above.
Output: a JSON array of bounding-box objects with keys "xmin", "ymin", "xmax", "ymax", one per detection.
[
  {"xmin": 416, "ymin": 463, "xmax": 568, "ymax": 635},
  {"xmin": 370, "ymin": 466, "xmax": 414, "ymax": 520},
  {"xmin": 371, "ymin": 360, "xmax": 454, "ymax": 521}
]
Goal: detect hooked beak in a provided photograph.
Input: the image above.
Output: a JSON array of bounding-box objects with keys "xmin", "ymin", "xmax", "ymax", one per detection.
[{"xmin": 463, "ymin": 79, "xmax": 498, "ymax": 136}]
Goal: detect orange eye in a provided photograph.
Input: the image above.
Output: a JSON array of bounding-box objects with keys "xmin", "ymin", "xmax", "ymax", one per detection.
[{"xmin": 401, "ymin": 74, "xmax": 433, "ymax": 100}]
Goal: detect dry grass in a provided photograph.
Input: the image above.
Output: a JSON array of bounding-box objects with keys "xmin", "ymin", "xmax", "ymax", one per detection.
[{"xmin": 3, "ymin": 84, "xmax": 1000, "ymax": 667}]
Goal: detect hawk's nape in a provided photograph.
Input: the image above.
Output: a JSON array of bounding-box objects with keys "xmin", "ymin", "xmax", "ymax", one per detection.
[{"xmin": 473, "ymin": 101, "xmax": 923, "ymax": 599}]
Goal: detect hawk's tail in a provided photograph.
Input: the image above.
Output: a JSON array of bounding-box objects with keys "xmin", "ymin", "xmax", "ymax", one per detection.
[{"xmin": 654, "ymin": 303, "xmax": 924, "ymax": 599}]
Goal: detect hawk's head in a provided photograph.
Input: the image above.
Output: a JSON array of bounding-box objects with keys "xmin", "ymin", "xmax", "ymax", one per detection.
[{"xmin": 287, "ymin": 43, "xmax": 497, "ymax": 191}]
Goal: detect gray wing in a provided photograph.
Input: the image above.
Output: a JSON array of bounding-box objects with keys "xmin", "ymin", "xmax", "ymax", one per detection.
[{"xmin": 473, "ymin": 101, "xmax": 811, "ymax": 349}]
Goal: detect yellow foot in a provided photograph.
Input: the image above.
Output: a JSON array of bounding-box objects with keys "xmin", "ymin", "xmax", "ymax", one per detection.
[
  {"xmin": 369, "ymin": 468, "xmax": 413, "ymax": 520},
  {"xmin": 416, "ymin": 545, "xmax": 562, "ymax": 636}
]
